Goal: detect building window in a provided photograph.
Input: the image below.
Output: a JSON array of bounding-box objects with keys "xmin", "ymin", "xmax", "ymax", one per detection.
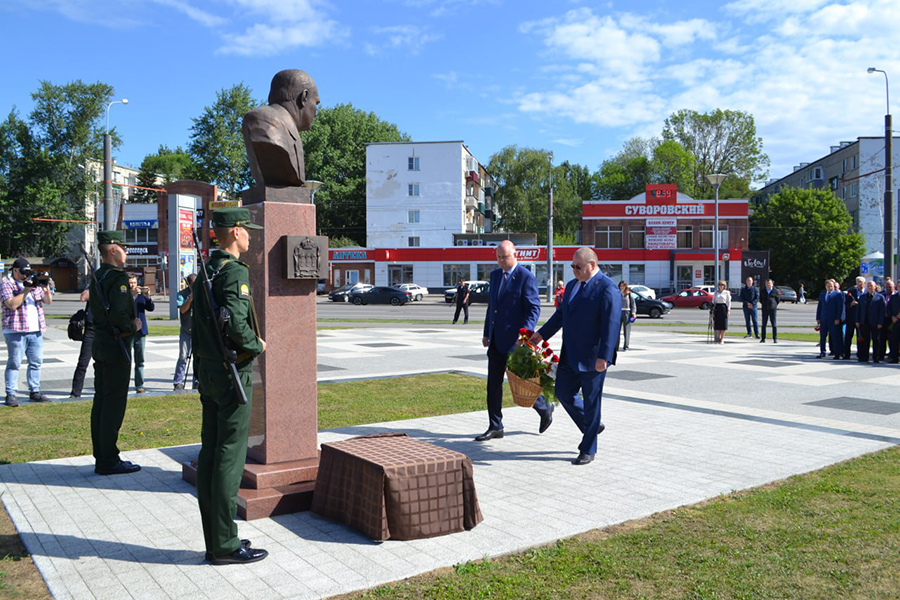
[
  {"xmin": 600, "ymin": 264, "xmax": 622, "ymax": 282},
  {"xmin": 628, "ymin": 227, "xmax": 645, "ymax": 249},
  {"xmin": 594, "ymin": 225, "xmax": 623, "ymax": 249},
  {"xmin": 388, "ymin": 265, "xmax": 414, "ymax": 285},
  {"xmin": 408, "ymin": 183, "xmax": 420, "ymax": 197},
  {"xmin": 676, "ymin": 226, "xmax": 693, "ymax": 249},
  {"xmin": 408, "ymin": 236, "xmax": 420, "ymax": 247},
  {"xmin": 813, "ymin": 167, "xmax": 823, "ymax": 180},
  {"xmin": 851, "ymin": 183, "xmax": 858, "ymax": 197},
  {"xmin": 476, "ymin": 264, "xmax": 494, "ymax": 281},
  {"xmin": 408, "ymin": 210, "xmax": 420, "ymax": 224},
  {"xmin": 852, "ymin": 155, "xmax": 858, "ymax": 169},
  {"xmin": 408, "ymin": 156, "xmax": 419, "ymax": 171},
  {"xmin": 628, "ymin": 264, "xmax": 645, "ymax": 285},
  {"xmin": 443, "ymin": 264, "xmax": 470, "ymax": 286},
  {"xmin": 842, "ymin": 159, "xmax": 847, "ymax": 173},
  {"xmin": 829, "ymin": 176, "xmax": 839, "ymax": 191},
  {"xmin": 699, "ymin": 226, "xmax": 728, "ymax": 249}
]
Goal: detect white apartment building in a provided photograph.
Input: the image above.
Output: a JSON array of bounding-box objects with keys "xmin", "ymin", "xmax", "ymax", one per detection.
[
  {"xmin": 365, "ymin": 141, "xmax": 493, "ymax": 249},
  {"xmin": 756, "ymin": 136, "xmax": 900, "ymax": 254}
]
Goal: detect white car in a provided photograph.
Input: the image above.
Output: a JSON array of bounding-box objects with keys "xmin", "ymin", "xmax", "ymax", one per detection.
[
  {"xmin": 629, "ymin": 284, "xmax": 656, "ymax": 299},
  {"xmin": 394, "ymin": 283, "xmax": 429, "ymax": 301}
]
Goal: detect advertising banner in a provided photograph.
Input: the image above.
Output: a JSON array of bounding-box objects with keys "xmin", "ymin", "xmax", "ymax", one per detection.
[
  {"xmin": 179, "ymin": 209, "xmax": 193, "ymax": 251},
  {"xmin": 645, "ymin": 218, "xmax": 677, "ymax": 250},
  {"xmin": 741, "ymin": 250, "xmax": 770, "ymax": 283}
]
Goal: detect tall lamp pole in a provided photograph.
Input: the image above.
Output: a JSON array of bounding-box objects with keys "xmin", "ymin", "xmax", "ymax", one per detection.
[
  {"xmin": 104, "ymin": 99, "xmax": 129, "ymax": 231},
  {"xmin": 707, "ymin": 174, "xmax": 727, "ymax": 287},
  {"xmin": 546, "ymin": 152, "xmax": 554, "ymax": 303},
  {"xmin": 868, "ymin": 67, "xmax": 893, "ymax": 279}
]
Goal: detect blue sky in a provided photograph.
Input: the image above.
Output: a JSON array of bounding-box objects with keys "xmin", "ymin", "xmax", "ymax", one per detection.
[{"xmin": 1, "ymin": 0, "xmax": 897, "ymax": 185}]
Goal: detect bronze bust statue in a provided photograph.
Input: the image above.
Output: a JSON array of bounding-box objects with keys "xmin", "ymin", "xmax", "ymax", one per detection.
[{"xmin": 242, "ymin": 69, "xmax": 319, "ymax": 187}]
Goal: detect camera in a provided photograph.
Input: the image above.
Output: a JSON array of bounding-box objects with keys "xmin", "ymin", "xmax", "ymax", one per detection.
[{"xmin": 21, "ymin": 269, "xmax": 50, "ymax": 287}]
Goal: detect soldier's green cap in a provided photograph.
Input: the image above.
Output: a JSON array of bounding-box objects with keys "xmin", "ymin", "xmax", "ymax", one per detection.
[
  {"xmin": 212, "ymin": 207, "xmax": 263, "ymax": 229},
  {"xmin": 97, "ymin": 230, "xmax": 128, "ymax": 246}
]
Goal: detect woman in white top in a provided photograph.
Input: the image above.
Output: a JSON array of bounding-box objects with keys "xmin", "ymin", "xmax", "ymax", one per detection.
[{"xmin": 712, "ymin": 280, "xmax": 731, "ymax": 344}]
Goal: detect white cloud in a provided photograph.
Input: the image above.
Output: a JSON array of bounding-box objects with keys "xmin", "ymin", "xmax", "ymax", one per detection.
[
  {"xmin": 217, "ymin": 0, "xmax": 347, "ymax": 55},
  {"xmin": 151, "ymin": 0, "xmax": 225, "ymax": 27},
  {"xmin": 365, "ymin": 24, "xmax": 442, "ymax": 56},
  {"xmin": 516, "ymin": 2, "xmax": 900, "ymax": 181}
]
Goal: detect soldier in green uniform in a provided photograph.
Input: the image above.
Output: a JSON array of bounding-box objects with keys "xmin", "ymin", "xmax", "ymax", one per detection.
[
  {"xmin": 192, "ymin": 208, "xmax": 268, "ymax": 565},
  {"xmin": 90, "ymin": 231, "xmax": 142, "ymax": 475}
]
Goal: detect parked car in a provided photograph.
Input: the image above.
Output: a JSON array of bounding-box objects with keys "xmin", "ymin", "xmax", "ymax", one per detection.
[
  {"xmin": 393, "ymin": 283, "xmax": 429, "ymax": 301},
  {"xmin": 444, "ymin": 281, "xmax": 490, "ymax": 303},
  {"xmin": 629, "ymin": 284, "xmax": 656, "ymax": 300},
  {"xmin": 775, "ymin": 285, "xmax": 798, "ymax": 303},
  {"xmin": 661, "ymin": 287, "xmax": 715, "ymax": 309},
  {"xmin": 632, "ymin": 291, "xmax": 672, "ymax": 318},
  {"xmin": 349, "ymin": 286, "xmax": 411, "ymax": 306},
  {"xmin": 696, "ymin": 285, "xmax": 716, "ymax": 294},
  {"xmin": 328, "ymin": 283, "xmax": 372, "ymax": 302}
]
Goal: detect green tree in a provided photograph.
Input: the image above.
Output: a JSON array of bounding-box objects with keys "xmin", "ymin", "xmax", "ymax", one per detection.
[
  {"xmin": 188, "ymin": 84, "xmax": 257, "ymax": 198},
  {"xmin": 302, "ymin": 103, "xmax": 409, "ymax": 245},
  {"xmin": 650, "ymin": 139, "xmax": 696, "ymax": 196},
  {"xmin": 487, "ymin": 146, "xmax": 590, "ymax": 243},
  {"xmin": 132, "ymin": 145, "xmax": 194, "ymax": 203},
  {"xmin": 662, "ymin": 109, "xmax": 769, "ymax": 198},
  {"xmin": 750, "ymin": 187, "xmax": 865, "ymax": 293},
  {"xmin": 0, "ymin": 80, "xmax": 119, "ymax": 257},
  {"xmin": 592, "ymin": 154, "xmax": 651, "ymax": 200},
  {"xmin": 328, "ymin": 235, "xmax": 360, "ymax": 248}
]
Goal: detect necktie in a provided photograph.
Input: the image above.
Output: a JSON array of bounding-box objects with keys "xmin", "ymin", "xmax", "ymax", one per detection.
[
  {"xmin": 498, "ymin": 271, "xmax": 508, "ymax": 295},
  {"xmin": 570, "ymin": 281, "xmax": 581, "ymax": 299}
]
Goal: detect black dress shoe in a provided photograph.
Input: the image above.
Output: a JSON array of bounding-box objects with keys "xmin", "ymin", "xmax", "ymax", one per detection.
[
  {"xmin": 210, "ymin": 545, "xmax": 268, "ymax": 566},
  {"xmin": 598, "ymin": 422, "xmax": 606, "ymax": 435},
  {"xmin": 538, "ymin": 403, "xmax": 554, "ymax": 434},
  {"xmin": 572, "ymin": 453, "xmax": 595, "ymax": 466},
  {"xmin": 205, "ymin": 540, "xmax": 251, "ymax": 562},
  {"xmin": 475, "ymin": 429, "xmax": 504, "ymax": 442},
  {"xmin": 816, "ymin": 353, "xmax": 825, "ymax": 358},
  {"xmin": 95, "ymin": 460, "xmax": 141, "ymax": 475}
]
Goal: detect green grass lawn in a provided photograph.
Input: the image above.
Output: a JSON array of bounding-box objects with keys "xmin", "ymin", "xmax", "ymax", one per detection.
[{"xmin": 3, "ymin": 373, "xmax": 900, "ymax": 599}]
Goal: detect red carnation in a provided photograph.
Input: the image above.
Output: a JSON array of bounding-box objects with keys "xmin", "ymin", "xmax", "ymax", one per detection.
[
  {"xmin": 542, "ymin": 341, "xmax": 550, "ymax": 348},
  {"xmin": 551, "ymin": 355, "xmax": 559, "ymax": 363},
  {"xmin": 519, "ymin": 328, "xmax": 527, "ymax": 335},
  {"xmin": 543, "ymin": 348, "xmax": 553, "ymax": 357}
]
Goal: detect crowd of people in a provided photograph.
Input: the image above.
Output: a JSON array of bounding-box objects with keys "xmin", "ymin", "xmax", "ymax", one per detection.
[{"xmin": 815, "ymin": 276, "xmax": 900, "ymax": 363}]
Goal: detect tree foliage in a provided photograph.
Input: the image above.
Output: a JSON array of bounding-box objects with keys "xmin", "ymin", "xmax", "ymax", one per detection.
[
  {"xmin": 302, "ymin": 103, "xmax": 409, "ymax": 246},
  {"xmin": 487, "ymin": 146, "xmax": 588, "ymax": 244},
  {"xmin": 132, "ymin": 145, "xmax": 194, "ymax": 203},
  {"xmin": 592, "ymin": 137, "xmax": 697, "ymax": 200},
  {"xmin": 750, "ymin": 187, "xmax": 865, "ymax": 293},
  {"xmin": 0, "ymin": 80, "xmax": 119, "ymax": 257},
  {"xmin": 188, "ymin": 84, "xmax": 257, "ymax": 198},
  {"xmin": 662, "ymin": 109, "xmax": 769, "ymax": 198}
]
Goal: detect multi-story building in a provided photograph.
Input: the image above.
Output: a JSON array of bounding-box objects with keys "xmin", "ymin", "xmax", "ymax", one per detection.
[
  {"xmin": 755, "ymin": 136, "xmax": 900, "ymax": 254},
  {"xmin": 365, "ymin": 141, "xmax": 495, "ymax": 249}
]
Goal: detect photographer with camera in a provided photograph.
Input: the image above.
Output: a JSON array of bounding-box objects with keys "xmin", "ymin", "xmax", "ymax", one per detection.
[
  {"xmin": 128, "ymin": 274, "xmax": 154, "ymax": 394},
  {"xmin": 1, "ymin": 258, "xmax": 53, "ymax": 406},
  {"xmin": 173, "ymin": 273, "xmax": 199, "ymax": 391}
]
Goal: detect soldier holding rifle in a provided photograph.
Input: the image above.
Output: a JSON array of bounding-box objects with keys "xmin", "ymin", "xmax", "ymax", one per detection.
[{"xmin": 192, "ymin": 208, "xmax": 268, "ymax": 565}]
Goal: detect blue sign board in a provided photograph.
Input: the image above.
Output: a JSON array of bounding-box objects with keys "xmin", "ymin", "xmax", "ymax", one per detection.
[{"xmin": 123, "ymin": 220, "xmax": 159, "ymax": 229}]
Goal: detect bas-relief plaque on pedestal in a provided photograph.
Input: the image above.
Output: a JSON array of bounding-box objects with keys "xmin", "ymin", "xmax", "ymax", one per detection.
[{"xmin": 285, "ymin": 235, "xmax": 328, "ymax": 280}]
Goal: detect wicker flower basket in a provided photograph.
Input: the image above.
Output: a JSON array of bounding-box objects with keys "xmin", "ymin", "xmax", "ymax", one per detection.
[{"xmin": 506, "ymin": 369, "xmax": 543, "ymax": 408}]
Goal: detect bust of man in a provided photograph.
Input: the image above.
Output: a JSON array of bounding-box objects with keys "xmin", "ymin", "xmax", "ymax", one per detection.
[{"xmin": 242, "ymin": 69, "xmax": 319, "ymax": 187}]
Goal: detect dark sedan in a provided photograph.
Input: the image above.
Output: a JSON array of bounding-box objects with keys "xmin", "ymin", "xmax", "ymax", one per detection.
[
  {"xmin": 632, "ymin": 291, "xmax": 673, "ymax": 318},
  {"xmin": 349, "ymin": 286, "xmax": 411, "ymax": 306},
  {"xmin": 444, "ymin": 282, "xmax": 491, "ymax": 304}
]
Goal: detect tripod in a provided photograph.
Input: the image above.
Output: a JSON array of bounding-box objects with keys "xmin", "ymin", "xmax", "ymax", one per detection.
[{"xmin": 707, "ymin": 305, "xmax": 715, "ymax": 344}]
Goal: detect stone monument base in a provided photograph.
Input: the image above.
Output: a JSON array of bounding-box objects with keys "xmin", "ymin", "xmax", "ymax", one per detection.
[{"xmin": 182, "ymin": 457, "xmax": 318, "ymax": 520}]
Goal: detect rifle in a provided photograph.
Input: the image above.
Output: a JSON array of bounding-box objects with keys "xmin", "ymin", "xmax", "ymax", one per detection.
[
  {"xmin": 80, "ymin": 245, "xmax": 131, "ymax": 361},
  {"xmin": 192, "ymin": 229, "xmax": 248, "ymax": 406}
]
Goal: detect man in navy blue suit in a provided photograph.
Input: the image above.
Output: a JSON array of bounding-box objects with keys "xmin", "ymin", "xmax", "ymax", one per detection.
[
  {"xmin": 815, "ymin": 279, "xmax": 844, "ymax": 358},
  {"xmin": 530, "ymin": 247, "xmax": 621, "ymax": 466},
  {"xmin": 857, "ymin": 279, "xmax": 884, "ymax": 362},
  {"xmin": 477, "ymin": 241, "xmax": 554, "ymax": 442}
]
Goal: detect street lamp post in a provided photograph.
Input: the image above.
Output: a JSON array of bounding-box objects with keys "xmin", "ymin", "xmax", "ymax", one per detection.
[
  {"xmin": 868, "ymin": 67, "xmax": 893, "ymax": 279},
  {"xmin": 707, "ymin": 174, "xmax": 727, "ymax": 287},
  {"xmin": 546, "ymin": 153, "xmax": 555, "ymax": 303},
  {"xmin": 104, "ymin": 99, "xmax": 128, "ymax": 231},
  {"xmin": 306, "ymin": 180, "xmax": 323, "ymax": 235}
]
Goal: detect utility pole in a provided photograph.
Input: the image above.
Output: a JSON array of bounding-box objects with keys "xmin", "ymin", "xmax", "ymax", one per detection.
[
  {"xmin": 104, "ymin": 99, "xmax": 128, "ymax": 230},
  {"xmin": 546, "ymin": 152, "xmax": 554, "ymax": 303},
  {"xmin": 869, "ymin": 68, "xmax": 893, "ymax": 278}
]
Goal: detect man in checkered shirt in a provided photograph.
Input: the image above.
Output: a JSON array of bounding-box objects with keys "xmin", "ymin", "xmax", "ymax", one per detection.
[{"xmin": 1, "ymin": 257, "xmax": 54, "ymax": 406}]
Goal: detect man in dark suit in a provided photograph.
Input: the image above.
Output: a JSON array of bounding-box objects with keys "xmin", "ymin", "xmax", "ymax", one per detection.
[
  {"xmin": 477, "ymin": 241, "xmax": 554, "ymax": 441},
  {"xmin": 857, "ymin": 280, "xmax": 883, "ymax": 362},
  {"xmin": 530, "ymin": 247, "xmax": 621, "ymax": 466},
  {"xmin": 759, "ymin": 279, "xmax": 780, "ymax": 343},
  {"xmin": 816, "ymin": 279, "xmax": 845, "ymax": 358},
  {"xmin": 842, "ymin": 277, "xmax": 866, "ymax": 359},
  {"xmin": 884, "ymin": 279, "xmax": 900, "ymax": 363},
  {"xmin": 739, "ymin": 277, "xmax": 760, "ymax": 338}
]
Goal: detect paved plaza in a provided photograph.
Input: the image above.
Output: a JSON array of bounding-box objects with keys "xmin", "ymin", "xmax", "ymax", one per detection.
[{"xmin": 2, "ymin": 325, "xmax": 900, "ymax": 598}]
